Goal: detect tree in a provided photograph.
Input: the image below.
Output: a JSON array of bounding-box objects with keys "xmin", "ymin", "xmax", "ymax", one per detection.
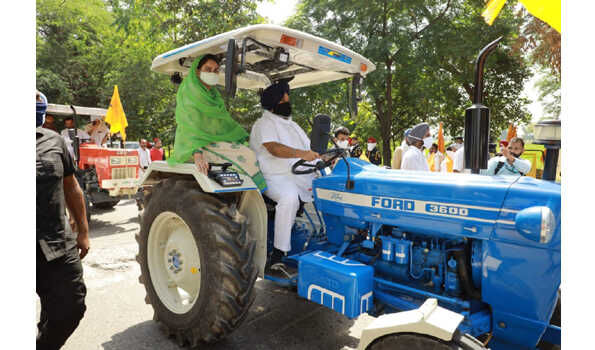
[
  {"xmin": 514, "ymin": 11, "xmax": 561, "ymax": 119},
  {"xmin": 288, "ymin": 0, "xmax": 531, "ymax": 166}
]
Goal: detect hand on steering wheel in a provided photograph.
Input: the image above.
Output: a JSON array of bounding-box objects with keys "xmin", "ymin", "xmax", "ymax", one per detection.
[{"xmin": 291, "ymin": 148, "xmax": 347, "ymax": 175}]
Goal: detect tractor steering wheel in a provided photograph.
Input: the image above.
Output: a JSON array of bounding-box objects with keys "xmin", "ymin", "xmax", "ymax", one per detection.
[{"xmin": 291, "ymin": 148, "xmax": 347, "ymax": 175}]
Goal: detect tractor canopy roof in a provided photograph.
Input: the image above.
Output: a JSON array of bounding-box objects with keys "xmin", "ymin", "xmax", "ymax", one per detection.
[
  {"xmin": 151, "ymin": 24, "xmax": 376, "ymax": 90},
  {"xmin": 46, "ymin": 104, "xmax": 107, "ymax": 119}
]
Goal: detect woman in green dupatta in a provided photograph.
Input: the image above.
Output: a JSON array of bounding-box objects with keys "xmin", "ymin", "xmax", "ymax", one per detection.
[{"xmin": 168, "ymin": 54, "xmax": 267, "ymax": 192}]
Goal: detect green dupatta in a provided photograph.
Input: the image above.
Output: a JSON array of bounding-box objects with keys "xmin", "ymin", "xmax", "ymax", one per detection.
[{"xmin": 168, "ymin": 55, "xmax": 249, "ymax": 165}]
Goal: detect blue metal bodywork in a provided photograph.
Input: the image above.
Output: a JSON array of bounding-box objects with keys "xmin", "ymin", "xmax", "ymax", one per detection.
[
  {"xmin": 311, "ymin": 158, "xmax": 560, "ymax": 349},
  {"xmin": 265, "ymin": 157, "xmax": 560, "ymax": 349}
]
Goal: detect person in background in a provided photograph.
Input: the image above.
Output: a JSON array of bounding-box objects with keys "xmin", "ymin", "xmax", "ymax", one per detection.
[
  {"xmin": 483, "ymin": 137, "xmax": 532, "ymax": 176},
  {"xmin": 138, "ymin": 139, "xmax": 152, "ymax": 178},
  {"xmin": 61, "ymin": 117, "xmax": 91, "ymax": 160},
  {"xmin": 454, "ymin": 136, "xmax": 463, "ymax": 150},
  {"xmin": 391, "ymin": 128, "xmax": 411, "ymax": 169},
  {"xmin": 150, "ymin": 137, "xmax": 166, "ymax": 161},
  {"xmin": 37, "ymin": 91, "xmax": 89, "ymax": 350},
  {"xmin": 42, "ymin": 114, "xmax": 58, "ymax": 132},
  {"xmin": 349, "ymin": 137, "xmax": 362, "ymax": 158},
  {"xmin": 401, "ymin": 123, "xmax": 432, "ymax": 171},
  {"xmin": 333, "ymin": 126, "xmax": 350, "ymax": 149},
  {"xmin": 427, "ymin": 143, "xmax": 443, "ymax": 172},
  {"xmin": 440, "ymin": 145, "xmax": 455, "ymax": 173},
  {"xmin": 86, "ymin": 115, "xmax": 110, "ymax": 146},
  {"xmin": 366, "ymin": 137, "xmax": 382, "ymax": 165}
]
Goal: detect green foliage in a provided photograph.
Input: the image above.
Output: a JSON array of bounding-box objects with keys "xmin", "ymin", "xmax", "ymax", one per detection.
[{"xmin": 287, "ymin": 0, "xmax": 532, "ymax": 165}]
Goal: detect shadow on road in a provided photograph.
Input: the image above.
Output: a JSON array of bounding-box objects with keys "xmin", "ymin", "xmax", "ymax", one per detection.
[{"xmin": 102, "ymin": 279, "xmax": 360, "ymax": 350}]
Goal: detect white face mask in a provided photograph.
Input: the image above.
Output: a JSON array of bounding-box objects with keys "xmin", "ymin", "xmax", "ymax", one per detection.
[
  {"xmin": 446, "ymin": 150, "xmax": 455, "ymax": 158},
  {"xmin": 200, "ymin": 72, "xmax": 219, "ymax": 86},
  {"xmin": 367, "ymin": 143, "xmax": 377, "ymax": 151},
  {"xmin": 423, "ymin": 136, "xmax": 434, "ymax": 149},
  {"xmin": 337, "ymin": 140, "xmax": 349, "ymax": 149}
]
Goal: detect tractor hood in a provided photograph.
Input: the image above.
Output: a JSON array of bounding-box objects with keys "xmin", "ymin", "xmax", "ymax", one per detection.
[{"xmin": 312, "ymin": 158, "xmax": 559, "ymax": 241}]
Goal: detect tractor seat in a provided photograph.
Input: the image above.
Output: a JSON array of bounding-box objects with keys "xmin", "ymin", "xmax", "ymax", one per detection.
[{"xmin": 262, "ymin": 195, "xmax": 305, "ymax": 217}]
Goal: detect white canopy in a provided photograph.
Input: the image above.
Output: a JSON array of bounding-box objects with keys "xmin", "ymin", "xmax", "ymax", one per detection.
[{"xmin": 152, "ymin": 24, "xmax": 376, "ymax": 90}]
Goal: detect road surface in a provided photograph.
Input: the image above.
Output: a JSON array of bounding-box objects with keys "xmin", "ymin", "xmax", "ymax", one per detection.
[{"xmin": 36, "ymin": 200, "xmax": 375, "ymax": 350}]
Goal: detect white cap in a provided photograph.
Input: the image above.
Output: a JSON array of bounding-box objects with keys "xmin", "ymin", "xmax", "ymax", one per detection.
[{"xmin": 91, "ymin": 115, "xmax": 103, "ymax": 121}]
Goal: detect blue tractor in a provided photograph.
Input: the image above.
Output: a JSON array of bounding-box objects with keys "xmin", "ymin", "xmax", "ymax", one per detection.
[{"xmin": 136, "ymin": 25, "xmax": 561, "ymax": 350}]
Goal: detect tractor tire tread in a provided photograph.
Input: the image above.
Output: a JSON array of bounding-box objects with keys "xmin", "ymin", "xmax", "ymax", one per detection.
[{"xmin": 137, "ymin": 177, "xmax": 257, "ymax": 347}]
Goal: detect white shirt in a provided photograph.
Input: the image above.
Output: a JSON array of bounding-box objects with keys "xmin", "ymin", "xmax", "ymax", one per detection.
[
  {"xmin": 88, "ymin": 123, "xmax": 110, "ymax": 146},
  {"xmin": 61, "ymin": 128, "xmax": 90, "ymax": 159},
  {"xmin": 250, "ymin": 110, "xmax": 311, "ymax": 176},
  {"xmin": 401, "ymin": 146, "xmax": 430, "ymax": 171},
  {"xmin": 453, "ymin": 146, "xmax": 466, "ymax": 173},
  {"xmin": 138, "ymin": 147, "xmax": 151, "ymax": 169}
]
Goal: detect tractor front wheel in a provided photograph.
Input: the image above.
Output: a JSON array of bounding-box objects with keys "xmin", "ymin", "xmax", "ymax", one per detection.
[
  {"xmin": 366, "ymin": 332, "xmax": 485, "ymax": 350},
  {"xmin": 137, "ymin": 178, "xmax": 257, "ymax": 346}
]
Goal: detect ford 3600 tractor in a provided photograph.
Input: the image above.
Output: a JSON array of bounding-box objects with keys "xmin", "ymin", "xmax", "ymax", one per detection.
[{"xmin": 136, "ymin": 25, "xmax": 561, "ymax": 350}]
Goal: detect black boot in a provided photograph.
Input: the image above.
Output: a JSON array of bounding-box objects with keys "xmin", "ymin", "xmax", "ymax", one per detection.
[{"xmin": 268, "ymin": 248, "xmax": 285, "ymax": 267}]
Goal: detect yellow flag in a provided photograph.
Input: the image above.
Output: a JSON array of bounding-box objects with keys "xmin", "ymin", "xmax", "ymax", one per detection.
[
  {"xmin": 519, "ymin": 0, "xmax": 561, "ymax": 33},
  {"xmin": 104, "ymin": 85, "xmax": 128, "ymax": 141},
  {"xmin": 481, "ymin": 0, "xmax": 508, "ymax": 26},
  {"xmin": 481, "ymin": 0, "xmax": 561, "ymax": 33}
]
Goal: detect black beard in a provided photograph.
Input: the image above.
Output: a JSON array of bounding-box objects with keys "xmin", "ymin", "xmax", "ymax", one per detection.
[{"xmin": 273, "ymin": 102, "xmax": 291, "ymax": 118}]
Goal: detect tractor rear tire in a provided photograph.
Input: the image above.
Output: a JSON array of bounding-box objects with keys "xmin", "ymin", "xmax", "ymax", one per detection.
[
  {"xmin": 137, "ymin": 177, "xmax": 258, "ymax": 347},
  {"xmin": 366, "ymin": 332, "xmax": 485, "ymax": 350},
  {"xmin": 94, "ymin": 199, "xmax": 120, "ymax": 209}
]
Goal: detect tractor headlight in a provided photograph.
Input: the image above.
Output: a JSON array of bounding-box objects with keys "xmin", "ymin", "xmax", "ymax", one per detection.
[
  {"xmin": 515, "ymin": 206, "xmax": 556, "ymax": 244},
  {"xmin": 539, "ymin": 207, "xmax": 556, "ymax": 243}
]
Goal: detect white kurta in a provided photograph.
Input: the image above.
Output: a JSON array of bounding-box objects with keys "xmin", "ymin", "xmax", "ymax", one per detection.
[
  {"xmin": 401, "ymin": 147, "xmax": 430, "ymax": 171},
  {"xmin": 89, "ymin": 124, "xmax": 110, "ymax": 146},
  {"xmin": 61, "ymin": 129, "xmax": 90, "ymax": 159},
  {"xmin": 138, "ymin": 147, "xmax": 151, "ymax": 178},
  {"xmin": 250, "ymin": 110, "xmax": 315, "ymax": 252}
]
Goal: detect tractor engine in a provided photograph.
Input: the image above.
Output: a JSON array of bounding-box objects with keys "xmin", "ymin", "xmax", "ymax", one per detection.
[{"xmin": 371, "ymin": 231, "xmax": 480, "ymax": 300}]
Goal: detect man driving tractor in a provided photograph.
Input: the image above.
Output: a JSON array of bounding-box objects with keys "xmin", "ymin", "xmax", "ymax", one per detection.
[{"xmin": 250, "ymin": 80, "xmax": 319, "ymax": 274}]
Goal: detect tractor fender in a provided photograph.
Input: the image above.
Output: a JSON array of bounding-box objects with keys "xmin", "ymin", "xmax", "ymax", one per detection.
[
  {"xmin": 358, "ymin": 298, "xmax": 465, "ymax": 350},
  {"xmin": 139, "ymin": 161, "xmax": 267, "ymax": 278},
  {"xmin": 139, "ymin": 161, "xmax": 260, "ymax": 193}
]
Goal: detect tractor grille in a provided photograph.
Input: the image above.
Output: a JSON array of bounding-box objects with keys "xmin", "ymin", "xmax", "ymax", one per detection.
[{"xmin": 112, "ymin": 167, "xmax": 136, "ymax": 179}]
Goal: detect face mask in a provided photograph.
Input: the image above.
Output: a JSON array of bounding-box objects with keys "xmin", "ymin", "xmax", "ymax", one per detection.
[
  {"xmin": 511, "ymin": 152, "xmax": 522, "ymax": 158},
  {"xmin": 367, "ymin": 143, "xmax": 376, "ymax": 151},
  {"xmin": 199, "ymin": 71, "xmax": 219, "ymax": 86},
  {"xmin": 423, "ymin": 136, "xmax": 434, "ymax": 149},
  {"xmin": 273, "ymin": 102, "xmax": 292, "ymax": 117},
  {"xmin": 337, "ymin": 140, "xmax": 349, "ymax": 148}
]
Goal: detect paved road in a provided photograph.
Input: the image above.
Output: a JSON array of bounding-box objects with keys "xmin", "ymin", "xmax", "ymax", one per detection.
[{"xmin": 37, "ymin": 200, "xmax": 374, "ymax": 350}]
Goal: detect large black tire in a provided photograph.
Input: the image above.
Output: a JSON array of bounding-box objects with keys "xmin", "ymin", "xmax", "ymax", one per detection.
[
  {"xmin": 366, "ymin": 332, "xmax": 485, "ymax": 350},
  {"xmin": 93, "ymin": 199, "xmax": 120, "ymax": 209},
  {"xmin": 137, "ymin": 177, "xmax": 258, "ymax": 347}
]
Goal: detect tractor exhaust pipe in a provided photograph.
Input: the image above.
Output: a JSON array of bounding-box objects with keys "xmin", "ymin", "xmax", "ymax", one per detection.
[{"xmin": 464, "ymin": 37, "xmax": 502, "ymax": 174}]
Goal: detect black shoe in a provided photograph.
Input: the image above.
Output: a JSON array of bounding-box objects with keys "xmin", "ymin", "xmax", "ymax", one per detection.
[{"xmin": 268, "ymin": 248, "xmax": 285, "ymax": 267}]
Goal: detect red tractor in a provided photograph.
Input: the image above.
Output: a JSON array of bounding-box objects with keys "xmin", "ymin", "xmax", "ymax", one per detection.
[{"xmin": 45, "ymin": 104, "xmax": 140, "ymax": 221}]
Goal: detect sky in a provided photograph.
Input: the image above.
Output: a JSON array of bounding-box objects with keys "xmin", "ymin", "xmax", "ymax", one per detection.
[{"xmin": 256, "ymin": 0, "xmax": 546, "ymax": 126}]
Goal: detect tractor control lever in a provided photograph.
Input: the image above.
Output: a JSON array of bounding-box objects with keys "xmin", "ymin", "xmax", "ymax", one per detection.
[{"xmin": 208, "ymin": 162, "xmax": 233, "ymax": 172}]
